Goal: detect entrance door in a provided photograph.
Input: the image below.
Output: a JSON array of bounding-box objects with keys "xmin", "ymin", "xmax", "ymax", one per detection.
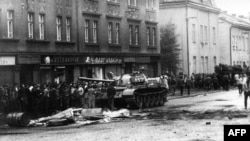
[
  {"xmin": 20, "ymin": 65, "xmax": 33, "ymax": 84},
  {"xmin": 0, "ymin": 66, "xmax": 14, "ymax": 87}
]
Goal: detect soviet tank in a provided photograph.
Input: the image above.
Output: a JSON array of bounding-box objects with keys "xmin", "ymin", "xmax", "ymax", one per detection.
[
  {"xmin": 78, "ymin": 72, "xmax": 168, "ymax": 108},
  {"xmin": 115, "ymin": 72, "xmax": 168, "ymax": 108}
]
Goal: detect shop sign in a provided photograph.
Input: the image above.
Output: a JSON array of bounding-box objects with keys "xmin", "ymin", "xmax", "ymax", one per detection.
[
  {"xmin": 135, "ymin": 57, "xmax": 150, "ymax": 63},
  {"xmin": 41, "ymin": 56, "xmax": 86, "ymax": 65},
  {"xmin": 124, "ymin": 57, "xmax": 136, "ymax": 63},
  {"xmin": 0, "ymin": 56, "xmax": 15, "ymax": 66},
  {"xmin": 18, "ymin": 55, "xmax": 40, "ymax": 64},
  {"xmin": 85, "ymin": 56, "xmax": 122, "ymax": 64}
]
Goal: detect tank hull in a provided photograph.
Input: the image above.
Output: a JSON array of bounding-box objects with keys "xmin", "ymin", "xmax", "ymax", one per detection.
[{"xmin": 122, "ymin": 87, "xmax": 168, "ymax": 108}]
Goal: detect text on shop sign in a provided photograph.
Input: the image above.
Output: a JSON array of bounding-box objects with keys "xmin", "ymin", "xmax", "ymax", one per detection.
[
  {"xmin": 0, "ymin": 57, "xmax": 15, "ymax": 65},
  {"xmin": 85, "ymin": 56, "xmax": 122, "ymax": 64}
]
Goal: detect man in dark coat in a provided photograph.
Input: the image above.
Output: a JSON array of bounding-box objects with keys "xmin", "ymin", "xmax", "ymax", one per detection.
[
  {"xmin": 177, "ymin": 76, "xmax": 185, "ymax": 96},
  {"xmin": 18, "ymin": 84, "xmax": 28, "ymax": 112},
  {"xmin": 107, "ymin": 82, "xmax": 116, "ymax": 111},
  {"xmin": 185, "ymin": 76, "xmax": 192, "ymax": 95}
]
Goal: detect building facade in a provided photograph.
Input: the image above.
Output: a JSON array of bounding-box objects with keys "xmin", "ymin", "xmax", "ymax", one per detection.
[
  {"xmin": 0, "ymin": 0, "xmax": 161, "ymax": 86},
  {"xmin": 159, "ymin": 0, "xmax": 220, "ymax": 75},
  {"xmin": 219, "ymin": 12, "xmax": 250, "ymax": 67}
]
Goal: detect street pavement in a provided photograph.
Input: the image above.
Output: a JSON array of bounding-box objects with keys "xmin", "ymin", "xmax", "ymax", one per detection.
[{"xmin": 0, "ymin": 87, "xmax": 234, "ymax": 126}]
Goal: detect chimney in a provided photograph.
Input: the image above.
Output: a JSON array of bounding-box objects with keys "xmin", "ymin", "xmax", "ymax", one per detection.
[{"xmin": 232, "ymin": 14, "xmax": 236, "ymax": 17}]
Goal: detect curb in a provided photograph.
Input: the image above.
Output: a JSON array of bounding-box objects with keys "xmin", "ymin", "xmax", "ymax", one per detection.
[{"xmin": 167, "ymin": 89, "xmax": 236, "ymax": 100}]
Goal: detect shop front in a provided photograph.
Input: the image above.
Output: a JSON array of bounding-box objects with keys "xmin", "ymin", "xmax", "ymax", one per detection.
[
  {"xmin": 41, "ymin": 55, "xmax": 86, "ymax": 84},
  {"xmin": 18, "ymin": 55, "xmax": 41, "ymax": 85},
  {"xmin": 0, "ymin": 56, "xmax": 16, "ymax": 87},
  {"xmin": 84, "ymin": 56, "xmax": 123, "ymax": 79},
  {"xmin": 40, "ymin": 55, "xmax": 160, "ymax": 83},
  {"xmin": 124, "ymin": 56, "xmax": 160, "ymax": 77}
]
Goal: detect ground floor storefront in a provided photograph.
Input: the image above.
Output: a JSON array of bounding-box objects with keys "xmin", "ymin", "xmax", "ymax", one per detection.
[{"xmin": 0, "ymin": 54, "xmax": 161, "ymax": 86}]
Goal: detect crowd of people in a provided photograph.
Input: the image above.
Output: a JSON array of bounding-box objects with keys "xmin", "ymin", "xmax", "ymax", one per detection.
[
  {"xmin": 0, "ymin": 81, "xmax": 116, "ymax": 117},
  {"xmin": 0, "ymin": 71, "xmax": 247, "ymax": 115},
  {"xmin": 166, "ymin": 73, "xmax": 232, "ymax": 96}
]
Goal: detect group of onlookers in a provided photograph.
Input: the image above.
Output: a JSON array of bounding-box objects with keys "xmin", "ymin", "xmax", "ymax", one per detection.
[
  {"xmin": 165, "ymin": 73, "xmax": 232, "ymax": 96},
  {"xmin": 0, "ymin": 81, "xmax": 115, "ymax": 116}
]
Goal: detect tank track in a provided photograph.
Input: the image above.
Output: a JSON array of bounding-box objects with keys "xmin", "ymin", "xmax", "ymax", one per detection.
[{"xmin": 131, "ymin": 87, "xmax": 168, "ymax": 108}]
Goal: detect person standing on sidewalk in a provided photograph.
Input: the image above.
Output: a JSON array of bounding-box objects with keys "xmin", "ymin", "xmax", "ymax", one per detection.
[
  {"xmin": 107, "ymin": 82, "xmax": 116, "ymax": 111},
  {"xmin": 185, "ymin": 76, "xmax": 192, "ymax": 95},
  {"xmin": 177, "ymin": 75, "xmax": 185, "ymax": 96},
  {"xmin": 235, "ymin": 74, "xmax": 243, "ymax": 95},
  {"xmin": 242, "ymin": 74, "xmax": 250, "ymax": 109}
]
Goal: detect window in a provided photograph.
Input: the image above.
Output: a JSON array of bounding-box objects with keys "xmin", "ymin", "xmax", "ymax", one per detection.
[
  {"xmin": 56, "ymin": 16, "xmax": 62, "ymax": 41},
  {"xmin": 147, "ymin": 27, "xmax": 150, "ymax": 46},
  {"xmin": 108, "ymin": 22, "xmax": 113, "ymax": 44},
  {"xmin": 146, "ymin": 27, "xmax": 156, "ymax": 47},
  {"xmin": 243, "ymin": 36, "xmax": 245, "ymax": 51},
  {"xmin": 204, "ymin": 26, "xmax": 207, "ymax": 43},
  {"xmin": 93, "ymin": 21, "xmax": 97, "ymax": 43},
  {"xmin": 193, "ymin": 56, "xmax": 197, "ymax": 74},
  {"xmin": 129, "ymin": 24, "xmax": 140, "ymax": 46},
  {"xmin": 205, "ymin": 56, "xmax": 208, "ymax": 73},
  {"xmin": 28, "ymin": 12, "xmax": 34, "ymax": 39},
  {"xmin": 240, "ymin": 36, "xmax": 242, "ymax": 51},
  {"xmin": 115, "ymin": 23, "xmax": 120, "ymax": 44},
  {"xmin": 66, "ymin": 18, "xmax": 71, "ymax": 42},
  {"xmin": 7, "ymin": 10, "xmax": 14, "ymax": 38},
  {"xmin": 200, "ymin": 25, "xmax": 203, "ymax": 44},
  {"xmin": 236, "ymin": 36, "xmax": 238, "ymax": 51},
  {"xmin": 84, "ymin": 20, "xmax": 89, "ymax": 43},
  {"xmin": 84, "ymin": 20, "xmax": 98, "ymax": 44},
  {"xmin": 135, "ymin": 26, "xmax": 139, "ymax": 45},
  {"xmin": 214, "ymin": 56, "xmax": 217, "ymax": 67},
  {"xmin": 128, "ymin": 0, "xmax": 137, "ymax": 6},
  {"xmin": 192, "ymin": 24, "xmax": 196, "ymax": 43},
  {"xmin": 107, "ymin": 0, "xmax": 118, "ymax": 3},
  {"xmin": 213, "ymin": 27, "xmax": 216, "ymax": 44},
  {"xmin": 152, "ymin": 28, "xmax": 156, "ymax": 46},
  {"xmin": 39, "ymin": 14, "xmax": 45, "ymax": 40},
  {"xmin": 201, "ymin": 56, "xmax": 204, "ymax": 73},
  {"xmin": 246, "ymin": 37, "xmax": 249, "ymax": 52},
  {"xmin": 232, "ymin": 36, "xmax": 235, "ymax": 51},
  {"xmin": 129, "ymin": 25, "xmax": 133, "ymax": 45},
  {"xmin": 146, "ymin": 0, "xmax": 155, "ymax": 10}
]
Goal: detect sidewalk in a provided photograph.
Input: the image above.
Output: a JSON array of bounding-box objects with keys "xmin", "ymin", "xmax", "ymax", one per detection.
[{"xmin": 167, "ymin": 87, "xmax": 236, "ymax": 100}]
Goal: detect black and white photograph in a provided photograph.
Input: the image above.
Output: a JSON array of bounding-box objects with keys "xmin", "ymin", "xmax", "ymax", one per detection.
[{"xmin": 0, "ymin": 0, "xmax": 250, "ymax": 141}]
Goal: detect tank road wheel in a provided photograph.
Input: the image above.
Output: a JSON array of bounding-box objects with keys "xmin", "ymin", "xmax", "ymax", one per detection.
[
  {"xmin": 154, "ymin": 94, "xmax": 160, "ymax": 106},
  {"xmin": 149, "ymin": 95, "xmax": 155, "ymax": 107},
  {"xmin": 159, "ymin": 94, "xmax": 165, "ymax": 106},
  {"xmin": 135, "ymin": 95, "xmax": 143, "ymax": 108},
  {"xmin": 143, "ymin": 95, "xmax": 150, "ymax": 108}
]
